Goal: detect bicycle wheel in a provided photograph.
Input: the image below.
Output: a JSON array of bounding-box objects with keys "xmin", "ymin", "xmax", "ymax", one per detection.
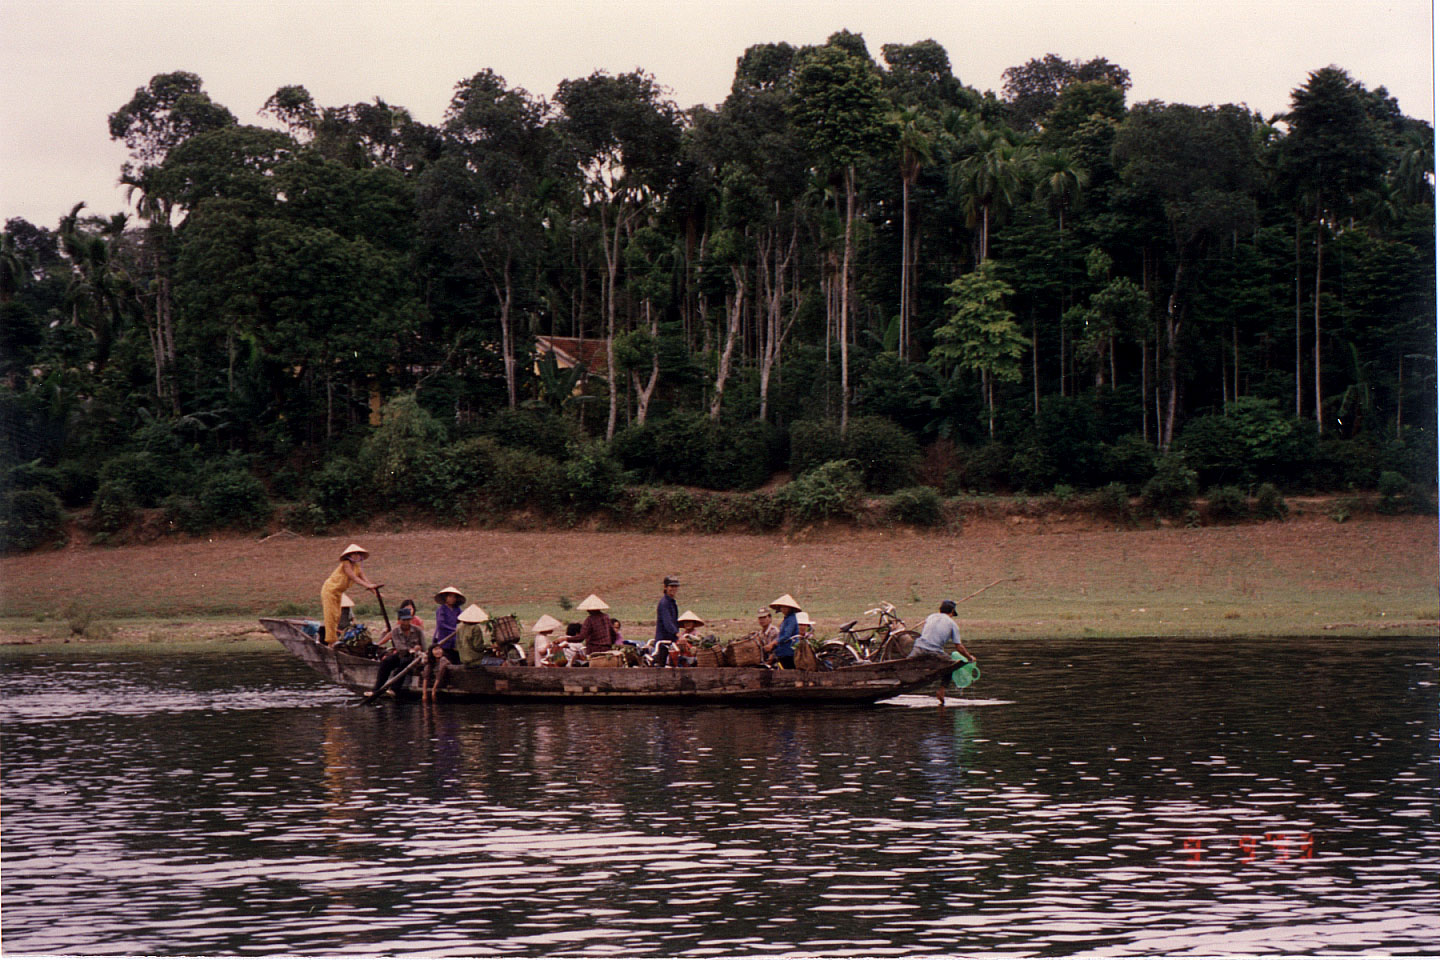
[
  {"xmin": 816, "ymin": 641, "xmax": 860, "ymax": 670},
  {"xmin": 877, "ymin": 630, "xmax": 918, "ymax": 661}
]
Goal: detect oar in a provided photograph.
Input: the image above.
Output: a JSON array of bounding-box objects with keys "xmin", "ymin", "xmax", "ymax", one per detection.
[
  {"xmin": 373, "ymin": 587, "xmax": 392, "ymax": 635},
  {"xmin": 358, "ymin": 653, "xmax": 422, "ymax": 704}
]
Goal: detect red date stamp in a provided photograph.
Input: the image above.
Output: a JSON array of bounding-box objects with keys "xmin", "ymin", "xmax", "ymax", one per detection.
[{"xmin": 1182, "ymin": 832, "xmax": 1314, "ymax": 861}]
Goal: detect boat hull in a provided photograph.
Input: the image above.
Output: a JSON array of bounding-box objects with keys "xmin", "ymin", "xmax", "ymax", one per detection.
[{"xmin": 261, "ymin": 618, "xmax": 954, "ymax": 704}]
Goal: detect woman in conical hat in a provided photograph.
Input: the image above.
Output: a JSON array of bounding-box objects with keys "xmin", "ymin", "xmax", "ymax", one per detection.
[
  {"xmin": 769, "ymin": 593, "xmax": 801, "ymax": 613},
  {"xmin": 455, "ymin": 604, "xmax": 490, "ymax": 667},
  {"xmin": 766, "ymin": 594, "xmax": 801, "ymax": 669},
  {"xmin": 574, "ymin": 595, "xmax": 617, "ymax": 656},
  {"xmin": 432, "ymin": 587, "xmax": 466, "ymax": 663},
  {"xmin": 320, "ymin": 544, "xmax": 380, "ymax": 646},
  {"xmin": 531, "ymin": 614, "xmax": 563, "ymax": 666}
]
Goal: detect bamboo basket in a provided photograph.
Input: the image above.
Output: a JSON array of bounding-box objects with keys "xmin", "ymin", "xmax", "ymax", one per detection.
[
  {"xmin": 489, "ymin": 615, "xmax": 521, "ymax": 644},
  {"xmin": 695, "ymin": 647, "xmax": 721, "ymax": 668},
  {"xmin": 587, "ymin": 651, "xmax": 624, "ymax": 669},
  {"xmin": 727, "ymin": 636, "xmax": 765, "ymax": 667}
]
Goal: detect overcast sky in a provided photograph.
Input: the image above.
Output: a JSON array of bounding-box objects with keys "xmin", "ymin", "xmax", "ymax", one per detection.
[{"xmin": 1, "ymin": 0, "xmax": 1433, "ymax": 228}]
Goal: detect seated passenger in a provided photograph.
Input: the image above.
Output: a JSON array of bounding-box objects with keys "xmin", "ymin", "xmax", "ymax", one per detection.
[
  {"xmin": 530, "ymin": 614, "xmax": 563, "ymax": 666},
  {"xmin": 671, "ymin": 611, "xmax": 704, "ymax": 667},
  {"xmin": 455, "ymin": 604, "xmax": 489, "ymax": 666},
  {"xmin": 365, "ymin": 603, "xmax": 426, "ymax": 698},
  {"xmin": 574, "ymin": 595, "xmax": 618, "ymax": 657}
]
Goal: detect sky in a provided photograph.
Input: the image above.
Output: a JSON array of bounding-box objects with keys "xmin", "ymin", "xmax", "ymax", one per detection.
[{"xmin": 0, "ymin": 0, "xmax": 1433, "ymax": 228}]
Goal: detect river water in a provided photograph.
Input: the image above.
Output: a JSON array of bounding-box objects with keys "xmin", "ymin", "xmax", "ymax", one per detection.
[{"xmin": 1, "ymin": 637, "xmax": 1436, "ymax": 957}]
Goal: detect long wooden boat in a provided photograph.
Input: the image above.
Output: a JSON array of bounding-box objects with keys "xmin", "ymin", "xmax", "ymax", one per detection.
[{"xmin": 261, "ymin": 617, "xmax": 955, "ymax": 704}]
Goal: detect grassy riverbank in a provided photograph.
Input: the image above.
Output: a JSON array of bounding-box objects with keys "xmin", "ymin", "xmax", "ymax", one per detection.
[{"xmin": 1, "ymin": 513, "xmax": 1434, "ymax": 650}]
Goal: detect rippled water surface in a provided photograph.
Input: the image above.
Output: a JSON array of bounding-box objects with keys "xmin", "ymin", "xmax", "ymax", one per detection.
[{"xmin": 2, "ymin": 638, "xmax": 1436, "ymax": 956}]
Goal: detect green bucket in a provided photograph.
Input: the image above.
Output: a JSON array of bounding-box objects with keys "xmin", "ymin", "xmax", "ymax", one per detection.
[{"xmin": 949, "ymin": 652, "xmax": 980, "ymax": 688}]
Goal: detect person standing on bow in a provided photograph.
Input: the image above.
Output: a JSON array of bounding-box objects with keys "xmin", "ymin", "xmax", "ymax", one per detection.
[
  {"xmin": 652, "ymin": 575, "xmax": 681, "ymax": 668},
  {"xmin": 321, "ymin": 544, "xmax": 382, "ymax": 647},
  {"xmin": 910, "ymin": 599, "xmax": 976, "ymax": 661},
  {"xmin": 765, "ymin": 594, "xmax": 802, "ymax": 669}
]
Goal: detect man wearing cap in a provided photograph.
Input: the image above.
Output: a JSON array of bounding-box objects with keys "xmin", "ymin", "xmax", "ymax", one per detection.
[
  {"xmin": 653, "ymin": 576, "xmax": 680, "ymax": 668},
  {"xmin": 321, "ymin": 544, "xmax": 382, "ymax": 647},
  {"xmin": 753, "ymin": 608, "xmax": 779, "ymax": 649},
  {"xmin": 366, "ymin": 601, "xmax": 426, "ymax": 698},
  {"xmin": 911, "ymin": 600, "xmax": 975, "ymax": 661}
]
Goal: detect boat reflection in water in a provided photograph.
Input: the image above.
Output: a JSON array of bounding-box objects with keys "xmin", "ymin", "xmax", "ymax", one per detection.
[{"xmin": 0, "ymin": 637, "xmax": 1436, "ymax": 955}]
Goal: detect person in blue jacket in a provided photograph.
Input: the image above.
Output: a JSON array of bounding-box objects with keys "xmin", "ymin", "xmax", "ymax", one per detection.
[
  {"xmin": 766, "ymin": 593, "xmax": 802, "ymax": 669},
  {"xmin": 651, "ymin": 575, "xmax": 680, "ymax": 667}
]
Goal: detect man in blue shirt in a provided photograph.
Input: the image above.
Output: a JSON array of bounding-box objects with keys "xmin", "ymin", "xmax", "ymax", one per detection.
[
  {"xmin": 652, "ymin": 575, "xmax": 680, "ymax": 667},
  {"xmin": 911, "ymin": 599, "xmax": 975, "ymax": 661}
]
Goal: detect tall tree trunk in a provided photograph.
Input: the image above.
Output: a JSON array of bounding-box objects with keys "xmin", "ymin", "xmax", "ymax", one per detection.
[
  {"xmin": 632, "ymin": 300, "xmax": 660, "ymax": 425},
  {"xmin": 1295, "ymin": 214, "xmax": 1304, "ymax": 419},
  {"xmin": 601, "ymin": 203, "xmax": 627, "ymax": 441},
  {"xmin": 1163, "ymin": 262, "xmax": 1186, "ymax": 450},
  {"xmin": 900, "ymin": 175, "xmax": 910, "ymax": 359},
  {"xmin": 1396, "ymin": 352, "xmax": 1403, "ymax": 438},
  {"xmin": 1312, "ymin": 208, "xmax": 1324, "ymax": 434},
  {"xmin": 710, "ymin": 268, "xmax": 745, "ymax": 419},
  {"xmin": 1141, "ymin": 334, "xmax": 1150, "ymax": 444},
  {"xmin": 840, "ymin": 165, "xmax": 856, "ymax": 432},
  {"xmin": 757, "ymin": 219, "xmax": 797, "ymax": 422},
  {"xmin": 1031, "ymin": 311, "xmax": 1039, "ymax": 419},
  {"xmin": 491, "ymin": 254, "xmax": 517, "ymax": 409}
]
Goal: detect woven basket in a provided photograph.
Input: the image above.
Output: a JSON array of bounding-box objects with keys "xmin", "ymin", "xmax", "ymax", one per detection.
[
  {"xmin": 489, "ymin": 615, "xmax": 521, "ymax": 643},
  {"xmin": 695, "ymin": 647, "xmax": 721, "ymax": 668},
  {"xmin": 588, "ymin": 651, "xmax": 624, "ymax": 669},
  {"xmin": 728, "ymin": 636, "xmax": 765, "ymax": 667}
]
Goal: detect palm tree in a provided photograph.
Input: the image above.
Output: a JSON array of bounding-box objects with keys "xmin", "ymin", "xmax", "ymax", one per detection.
[
  {"xmin": 894, "ymin": 106, "xmax": 935, "ymax": 359},
  {"xmin": 1031, "ymin": 148, "xmax": 1089, "ymax": 232},
  {"xmin": 950, "ymin": 127, "xmax": 1033, "ymax": 262},
  {"xmin": 58, "ymin": 204, "xmax": 131, "ymax": 372}
]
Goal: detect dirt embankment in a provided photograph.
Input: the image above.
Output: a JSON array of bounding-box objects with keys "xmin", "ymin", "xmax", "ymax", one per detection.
[{"xmin": 1, "ymin": 509, "xmax": 1434, "ymax": 647}]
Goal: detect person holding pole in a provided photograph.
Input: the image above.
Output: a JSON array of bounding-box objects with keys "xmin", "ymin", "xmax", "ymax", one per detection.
[{"xmin": 320, "ymin": 544, "xmax": 381, "ymax": 646}]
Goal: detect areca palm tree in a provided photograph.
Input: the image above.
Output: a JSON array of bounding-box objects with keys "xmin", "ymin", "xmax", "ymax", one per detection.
[
  {"xmin": 59, "ymin": 204, "xmax": 131, "ymax": 371},
  {"xmin": 1032, "ymin": 148, "xmax": 1089, "ymax": 231},
  {"xmin": 950, "ymin": 128, "xmax": 1033, "ymax": 262},
  {"xmin": 895, "ymin": 106, "xmax": 935, "ymax": 359}
]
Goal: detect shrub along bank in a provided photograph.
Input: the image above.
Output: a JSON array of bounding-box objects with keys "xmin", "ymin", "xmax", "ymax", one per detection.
[{"xmin": 2, "ymin": 397, "xmax": 1435, "ymax": 552}]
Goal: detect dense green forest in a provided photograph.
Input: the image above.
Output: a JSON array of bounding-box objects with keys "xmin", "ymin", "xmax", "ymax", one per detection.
[{"xmin": 1, "ymin": 33, "xmax": 1435, "ymax": 549}]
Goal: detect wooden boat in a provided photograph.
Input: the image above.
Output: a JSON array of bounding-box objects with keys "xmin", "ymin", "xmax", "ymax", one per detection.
[{"xmin": 261, "ymin": 617, "xmax": 956, "ymax": 704}]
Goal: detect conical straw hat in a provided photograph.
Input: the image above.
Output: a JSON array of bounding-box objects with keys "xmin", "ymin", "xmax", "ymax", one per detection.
[
  {"xmin": 433, "ymin": 586, "xmax": 467, "ymax": 605},
  {"xmin": 458, "ymin": 604, "xmax": 488, "ymax": 623},
  {"xmin": 531, "ymin": 614, "xmax": 563, "ymax": 634},
  {"xmin": 339, "ymin": 543, "xmax": 369, "ymax": 560},
  {"xmin": 795, "ymin": 611, "xmax": 813, "ymax": 625},
  {"xmin": 340, "ymin": 593, "xmax": 355, "ymax": 608},
  {"xmin": 770, "ymin": 593, "xmax": 801, "ymax": 611},
  {"xmin": 575, "ymin": 594, "xmax": 609, "ymax": 612},
  {"xmin": 677, "ymin": 610, "xmax": 705, "ymax": 626}
]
